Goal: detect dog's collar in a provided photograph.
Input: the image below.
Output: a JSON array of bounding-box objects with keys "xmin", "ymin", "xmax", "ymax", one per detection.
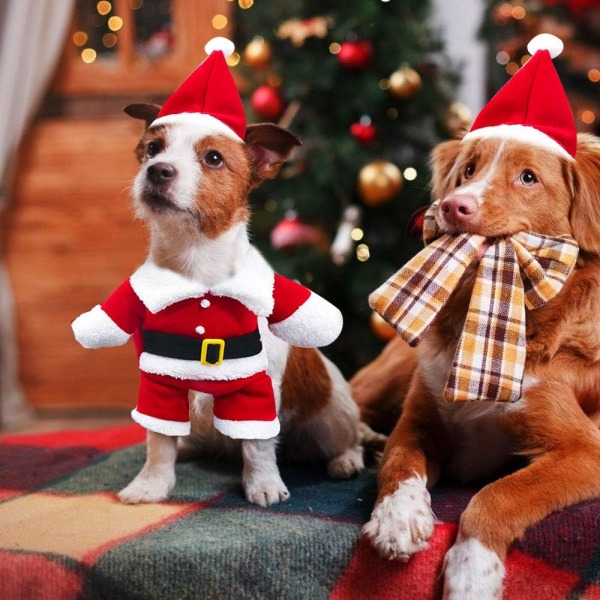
[{"xmin": 130, "ymin": 246, "xmax": 276, "ymax": 315}]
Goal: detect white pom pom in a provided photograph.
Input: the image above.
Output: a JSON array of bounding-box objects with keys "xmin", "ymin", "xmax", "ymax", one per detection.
[
  {"xmin": 205, "ymin": 37, "xmax": 235, "ymax": 58},
  {"xmin": 527, "ymin": 33, "xmax": 563, "ymax": 59}
]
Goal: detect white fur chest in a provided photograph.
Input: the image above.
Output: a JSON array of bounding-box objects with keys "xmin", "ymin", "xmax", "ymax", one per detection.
[{"xmin": 419, "ymin": 339, "xmax": 515, "ymax": 482}]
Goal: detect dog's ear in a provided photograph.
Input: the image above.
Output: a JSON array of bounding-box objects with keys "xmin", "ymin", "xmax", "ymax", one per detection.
[
  {"xmin": 245, "ymin": 123, "xmax": 302, "ymax": 188},
  {"xmin": 430, "ymin": 139, "xmax": 462, "ymax": 201},
  {"xmin": 124, "ymin": 104, "xmax": 161, "ymax": 129},
  {"xmin": 569, "ymin": 134, "xmax": 600, "ymax": 254}
]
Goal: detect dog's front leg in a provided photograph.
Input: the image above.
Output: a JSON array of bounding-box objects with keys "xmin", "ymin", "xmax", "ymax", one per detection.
[
  {"xmin": 242, "ymin": 438, "xmax": 289, "ymax": 507},
  {"xmin": 363, "ymin": 369, "xmax": 445, "ymax": 561},
  {"xmin": 118, "ymin": 431, "xmax": 177, "ymax": 504},
  {"xmin": 443, "ymin": 380, "xmax": 600, "ymax": 600}
]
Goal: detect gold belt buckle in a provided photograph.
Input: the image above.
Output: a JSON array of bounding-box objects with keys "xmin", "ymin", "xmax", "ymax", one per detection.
[{"xmin": 200, "ymin": 339, "xmax": 225, "ymax": 366}]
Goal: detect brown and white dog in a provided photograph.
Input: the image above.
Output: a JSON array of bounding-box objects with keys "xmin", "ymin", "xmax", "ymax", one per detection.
[
  {"xmin": 88, "ymin": 103, "xmax": 377, "ymax": 507},
  {"xmin": 356, "ymin": 131, "xmax": 600, "ymax": 598}
]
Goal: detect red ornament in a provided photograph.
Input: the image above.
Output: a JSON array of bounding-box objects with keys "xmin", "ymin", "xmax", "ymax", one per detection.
[
  {"xmin": 251, "ymin": 85, "xmax": 285, "ymax": 120},
  {"xmin": 407, "ymin": 206, "xmax": 428, "ymax": 239},
  {"xmin": 350, "ymin": 119, "xmax": 378, "ymax": 146},
  {"xmin": 271, "ymin": 213, "xmax": 319, "ymax": 251},
  {"xmin": 542, "ymin": 0, "xmax": 598, "ymax": 19},
  {"xmin": 337, "ymin": 40, "xmax": 373, "ymax": 70}
]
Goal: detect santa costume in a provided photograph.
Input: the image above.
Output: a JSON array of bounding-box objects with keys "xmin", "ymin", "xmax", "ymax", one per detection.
[{"xmin": 72, "ymin": 38, "xmax": 343, "ymax": 440}]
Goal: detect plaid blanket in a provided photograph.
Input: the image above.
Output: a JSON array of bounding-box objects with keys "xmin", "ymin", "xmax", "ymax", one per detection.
[{"xmin": 1, "ymin": 425, "xmax": 600, "ymax": 599}]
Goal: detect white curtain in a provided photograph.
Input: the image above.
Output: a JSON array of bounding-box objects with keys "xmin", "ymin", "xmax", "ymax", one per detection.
[{"xmin": 0, "ymin": 0, "xmax": 75, "ymax": 428}]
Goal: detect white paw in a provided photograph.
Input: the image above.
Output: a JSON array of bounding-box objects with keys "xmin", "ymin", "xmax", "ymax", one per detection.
[
  {"xmin": 117, "ymin": 472, "xmax": 175, "ymax": 504},
  {"xmin": 362, "ymin": 475, "xmax": 435, "ymax": 561},
  {"xmin": 443, "ymin": 537, "xmax": 505, "ymax": 600},
  {"xmin": 243, "ymin": 473, "xmax": 290, "ymax": 507},
  {"xmin": 327, "ymin": 446, "xmax": 364, "ymax": 478}
]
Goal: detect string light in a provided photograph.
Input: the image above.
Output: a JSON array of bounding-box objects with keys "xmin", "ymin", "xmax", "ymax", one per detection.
[
  {"xmin": 403, "ymin": 167, "xmax": 417, "ymax": 181},
  {"xmin": 97, "ymin": 1, "xmax": 112, "ymax": 16},
  {"xmin": 511, "ymin": 5, "xmax": 526, "ymax": 19},
  {"xmin": 588, "ymin": 69, "xmax": 600, "ymax": 83},
  {"xmin": 379, "ymin": 78, "xmax": 390, "ymax": 90},
  {"xmin": 580, "ymin": 109, "xmax": 596, "ymax": 125},
  {"xmin": 103, "ymin": 33, "xmax": 117, "ymax": 48},
  {"xmin": 81, "ymin": 48, "xmax": 97, "ymax": 63},
  {"xmin": 238, "ymin": 0, "xmax": 254, "ymax": 8},
  {"xmin": 108, "ymin": 16, "xmax": 123, "ymax": 31},
  {"xmin": 73, "ymin": 31, "xmax": 88, "ymax": 46},
  {"xmin": 351, "ymin": 228, "xmax": 364, "ymax": 241},
  {"xmin": 226, "ymin": 52, "xmax": 241, "ymax": 66},
  {"xmin": 329, "ymin": 43, "xmax": 341, "ymax": 54},
  {"xmin": 129, "ymin": 0, "xmax": 143, "ymax": 9},
  {"xmin": 496, "ymin": 51, "xmax": 510, "ymax": 65},
  {"xmin": 356, "ymin": 244, "xmax": 370, "ymax": 262},
  {"xmin": 506, "ymin": 62, "xmax": 519, "ymax": 76},
  {"xmin": 498, "ymin": 3, "xmax": 513, "ymax": 18},
  {"xmin": 520, "ymin": 54, "xmax": 531, "ymax": 65},
  {"xmin": 212, "ymin": 14, "xmax": 228, "ymax": 29}
]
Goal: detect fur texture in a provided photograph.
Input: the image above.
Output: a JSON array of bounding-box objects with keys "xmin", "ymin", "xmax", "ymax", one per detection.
[
  {"xmin": 117, "ymin": 104, "xmax": 382, "ymax": 507},
  {"xmin": 356, "ymin": 133, "xmax": 600, "ymax": 599}
]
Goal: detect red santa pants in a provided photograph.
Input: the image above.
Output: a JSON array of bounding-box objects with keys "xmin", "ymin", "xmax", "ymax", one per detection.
[{"xmin": 135, "ymin": 370, "xmax": 278, "ymax": 439}]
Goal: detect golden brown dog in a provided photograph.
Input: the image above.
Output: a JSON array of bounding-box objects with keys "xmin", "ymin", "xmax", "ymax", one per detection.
[{"xmin": 356, "ymin": 132, "xmax": 600, "ymax": 599}]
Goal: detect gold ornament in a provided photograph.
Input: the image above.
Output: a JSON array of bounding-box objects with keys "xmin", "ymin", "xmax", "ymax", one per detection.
[
  {"xmin": 358, "ymin": 161, "xmax": 403, "ymax": 206},
  {"xmin": 443, "ymin": 102, "xmax": 473, "ymax": 136},
  {"xmin": 389, "ymin": 66, "xmax": 422, "ymax": 99},
  {"xmin": 370, "ymin": 311, "xmax": 396, "ymax": 341},
  {"xmin": 243, "ymin": 36, "xmax": 272, "ymax": 69}
]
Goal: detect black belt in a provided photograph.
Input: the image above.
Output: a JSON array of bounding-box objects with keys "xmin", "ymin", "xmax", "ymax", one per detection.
[{"xmin": 141, "ymin": 328, "xmax": 262, "ymax": 366}]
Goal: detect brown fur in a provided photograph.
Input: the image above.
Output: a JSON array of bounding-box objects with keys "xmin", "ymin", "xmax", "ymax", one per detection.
[
  {"xmin": 351, "ymin": 336, "xmax": 417, "ymax": 434},
  {"xmin": 280, "ymin": 346, "xmax": 331, "ymax": 427},
  {"xmin": 117, "ymin": 104, "xmax": 367, "ymax": 508},
  {"xmin": 361, "ymin": 132, "xmax": 600, "ymax": 563}
]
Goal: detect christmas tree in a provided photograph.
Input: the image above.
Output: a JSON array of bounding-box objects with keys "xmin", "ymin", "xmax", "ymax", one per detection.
[
  {"xmin": 480, "ymin": 0, "xmax": 600, "ymax": 137},
  {"xmin": 232, "ymin": 1, "xmax": 461, "ymax": 376}
]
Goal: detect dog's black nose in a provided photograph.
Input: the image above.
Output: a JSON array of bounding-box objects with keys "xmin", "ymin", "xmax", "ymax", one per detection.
[{"xmin": 147, "ymin": 162, "xmax": 177, "ymax": 185}]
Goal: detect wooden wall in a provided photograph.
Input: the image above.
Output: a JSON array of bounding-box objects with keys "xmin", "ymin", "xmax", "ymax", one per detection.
[{"xmin": 3, "ymin": 117, "xmax": 148, "ymax": 412}]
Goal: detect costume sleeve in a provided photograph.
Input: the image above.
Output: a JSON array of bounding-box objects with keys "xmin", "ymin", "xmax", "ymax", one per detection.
[
  {"xmin": 72, "ymin": 279, "xmax": 144, "ymax": 349},
  {"xmin": 267, "ymin": 274, "xmax": 343, "ymax": 347}
]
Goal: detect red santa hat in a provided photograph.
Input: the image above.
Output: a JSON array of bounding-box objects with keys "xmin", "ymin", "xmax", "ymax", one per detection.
[
  {"xmin": 463, "ymin": 33, "xmax": 576, "ymax": 159},
  {"xmin": 151, "ymin": 37, "xmax": 246, "ymax": 140}
]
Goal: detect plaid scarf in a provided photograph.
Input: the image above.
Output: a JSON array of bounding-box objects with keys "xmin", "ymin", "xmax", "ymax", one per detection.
[{"xmin": 369, "ymin": 201, "xmax": 579, "ymax": 402}]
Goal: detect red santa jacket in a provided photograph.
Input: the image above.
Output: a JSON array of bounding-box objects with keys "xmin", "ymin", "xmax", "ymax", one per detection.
[{"xmin": 72, "ymin": 246, "xmax": 343, "ymax": 381}]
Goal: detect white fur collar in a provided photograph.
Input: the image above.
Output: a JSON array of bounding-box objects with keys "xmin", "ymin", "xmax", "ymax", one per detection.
[{"xmin": 130, "ymin": 245, "xmax": 276, "ymax": 316}]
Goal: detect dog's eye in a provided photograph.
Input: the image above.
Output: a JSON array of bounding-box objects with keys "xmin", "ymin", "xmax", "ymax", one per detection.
[
  {"xmin": 204, "ymin": 151, "xmax": 224, "ymax": 168},
  {"xmin": 464, "ymin": 163, "xmax": 476, "ymax": 179},
  {"xmin": 147, "ymin": 141, "xmax": 162, "ymax": 158},
  {"xmin": 519, "ymin": 170, "xmax": 538, "ymax": 185}
]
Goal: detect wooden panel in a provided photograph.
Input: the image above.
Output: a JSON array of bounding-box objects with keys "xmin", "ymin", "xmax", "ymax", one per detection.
[
  {"xmin": 3, "ymin": 117, "xmax": 149, "ymax": 412},
  {"xmin": 55, "ymin": 0, "xmax": 233, "ymax": 96}
]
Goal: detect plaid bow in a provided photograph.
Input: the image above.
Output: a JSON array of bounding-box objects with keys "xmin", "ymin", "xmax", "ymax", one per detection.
[{"xmin": 369, "ymin": 201, "xmax": 579, "ymax": 402}]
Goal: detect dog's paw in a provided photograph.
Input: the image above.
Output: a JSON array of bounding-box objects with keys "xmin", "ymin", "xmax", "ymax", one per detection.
[
  {"xmin": 244, "ymin": 473, "xmax": 290, "ymax": 507},
  {"xmin": 327, "ymin": 446, "xmax": 364, "ymax": 478},
  {"xmin": 117, "ymin": 473, "xmax": 175, "ymax": 505},
  {"xmin": 443, "ymin": 537, "xmax": 505, "ymax": 600},
  {"xmin": 362, "ymin": 475, "xmax": 435, "ymax": 561}
]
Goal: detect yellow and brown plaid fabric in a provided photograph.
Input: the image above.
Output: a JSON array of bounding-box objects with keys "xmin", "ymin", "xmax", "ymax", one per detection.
[{"xmin": 369, "ymin": 201, "xmax": 579, "ymax": 402}]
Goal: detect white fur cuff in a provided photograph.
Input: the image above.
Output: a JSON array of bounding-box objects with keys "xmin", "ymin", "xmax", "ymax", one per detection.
[
  {"xmin": 214, "ymin": 416, "xmax": 280, "ymax": 440},
  {"xmin": 269, "ymin": 293, "xmax": 343, "ymax": 347},
  {"xmin": 71, "ymin": 305, "xmax": 131, "ymax": 349},
  {"xmin": 131, "ymin": 409, "xmax": 191, "ymax": 436}
]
